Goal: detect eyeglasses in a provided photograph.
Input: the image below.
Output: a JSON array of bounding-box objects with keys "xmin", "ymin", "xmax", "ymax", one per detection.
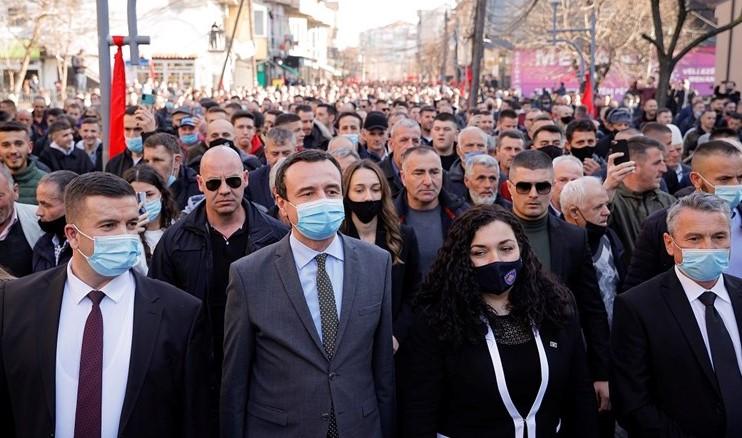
[
  {"xmin": 514, "ymin": 181, "xmax": 552, "ymax": 195},
  {"xmin": 204, "ymin": 176, "xmax": 242, "ymax": 191}
]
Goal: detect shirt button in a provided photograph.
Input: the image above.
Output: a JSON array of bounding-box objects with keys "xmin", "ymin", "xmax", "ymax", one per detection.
[{"xmin": 328, "ymin": 372, "xmax": 337, "ymax": 380}]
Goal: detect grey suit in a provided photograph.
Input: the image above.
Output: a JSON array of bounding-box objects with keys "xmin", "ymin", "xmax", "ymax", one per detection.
[{"xmin": 221, "ymin": 233, "xmax": 395, "ymax": 438}]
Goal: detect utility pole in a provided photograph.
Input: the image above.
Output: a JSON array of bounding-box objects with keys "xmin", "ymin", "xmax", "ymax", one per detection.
[
  {"xmin": 453, "ymin": 11, "xmax": 459, "ymax": 84},
  {"xmin": 469, "ymin": 0, "xmax": 486, "ymax": 109},
  {"xmin": 440, "ymin": 9, "xmax": 449, "ymax": 83}
]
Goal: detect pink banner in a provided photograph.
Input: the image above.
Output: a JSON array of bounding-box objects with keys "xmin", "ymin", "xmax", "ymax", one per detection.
[{"xmin": 511, "ymin": 45, "xmax": 716, "ymax": 99}]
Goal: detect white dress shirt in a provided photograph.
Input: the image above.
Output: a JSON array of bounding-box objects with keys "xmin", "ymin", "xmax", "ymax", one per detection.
[
  {"xmin": 289, "ymin": 232, "xmax": 344, "ymax": 342},
  {"xmin": 55, "ymin": 262, "xmax": 135, "ymax": 438},
  {"xmin": 675, "ymin": 266, "xmax": 742, "ymax": 372}
]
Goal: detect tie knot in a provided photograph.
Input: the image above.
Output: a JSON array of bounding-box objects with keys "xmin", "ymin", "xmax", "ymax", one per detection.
[
  {"xmin": 87, "ymin": 290, "xmax": 105, "ymax": 306},
  {"xmin": 699, "ymin": 291, "xmax": 717, "ymax": 307},
  {"xmin": 315, "ymin": 253, "xmax": 328, "ymax": 269}
]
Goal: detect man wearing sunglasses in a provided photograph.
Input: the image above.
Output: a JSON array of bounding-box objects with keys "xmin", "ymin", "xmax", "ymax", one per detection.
[
  {"xmin": 149, "ymin": 146, "xmax": 288, "ymax": 434},
  {"xmin": 508, "ymin": 149, "xmax": 612, "ymax": 422}
]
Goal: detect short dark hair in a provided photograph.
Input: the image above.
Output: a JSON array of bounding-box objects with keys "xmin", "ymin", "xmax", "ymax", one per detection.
[
  {"xmin": 393, "ymin": 100, "xmax": 408, "ymax": 109},
  {"xmin": 510, "ymin": 149, "xmax": 553, "ymax": 173},
  {"xmin": 275, "ymin": 113, "xmax": 301, "ymax": 127},
  {"xmin": 498, "ymin": 109, "xmax": 518, "ymax": 121},
  {"xmin": 225, "ymin": 102, "xmax": 243, "ymax": 111},
  {"xmin": 565, "ymin": 119, "xmax": 596, "ymax": 142},
  {"xmin": 627, "ymin": 135, "xmax": 665, "ymax": 160},
  {"xmin": 275, "ymin": 149, "xmax": 341, "ymax": 200},
  {"xmin": 80, "ymin": 117, "xmax": 100, "ymax": 126},
  {"xmin": 691, "ymin": 140, "xmax": 742, "ymax": 168},
  {"xmin": 709, "ymin": 127, "xmax": 739, "ymax": 139},
  {"xmin": 419, "ymin": 106, "xmax": 436, "ymax": 115},
  {"xmin": 400, "ymin": 145, "xmax": 438, "ymax": 164},
  {"xmin": 336, "ymin": 112, "xmax": 362, "ymax": 128},
  {"xmin": 266, "ymin": 109, "xmax": 283, "ymax": 117},
  {"xmin": 497, "ymin": 129, "xmax": 525, "ymax": 148},
  {"xmin": 230, "ymin": 110, "xmax": 255, "ymax": 126},
  {"xmin": 294, "ymin": 104, "xmax": 313, "ymax": 114},
  {"xmin": 48, "ymin": 120, "xmax": 72, "ymax": 136},
  {"xmin": 0, "ymin": 121, "xmax": 29, "ymax": 136},
  {"xmin": 124, "ymin": 105, "xmax": 139, "ymax": 116},
  {"xmin": 730, "ymin": 112, "xmax": 742, "ymax": 121},
  {"xmin": 144, "ymin": 132, "xmax": 181, "ymax": 156},
  {"xmin": 657, "ymin": 107, "xmax": 672, "ymax": 116},
  {"xmin": 433, "ymin": 112, "xmax": 458, "ymax": 125},
  {"xmin": 39, "ymin": 170, "xmax": 78, "ymax": 196},
  {"xmin": 64, "ymin": 172, "xmax": 136, "ymax": 223},
  {"xmin": 317, "ymin": 103, "xmax": 337, "ymax": 117},
  {"xmin": 47, "ymin": 108, "xmax": 65, "ymax": 120},
  {"xmin": 641, "ymin": 122, "xmax": 672, "ymax": 137},
  {"xmin": 206, "ymin": 106, "xmax": 227, "ymax": 115},
  {"xmin": 532, "ymin": 124, "xmax": 563, "ymax": 141},
  {"xmin": 0, "ymin": 99, "xmax": 16, "ymax": 111}
]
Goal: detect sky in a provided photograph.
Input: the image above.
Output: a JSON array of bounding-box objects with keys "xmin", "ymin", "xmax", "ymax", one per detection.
[{"xmin": 336, "ymin": 0, "xmax": 450, "ymax": 49}]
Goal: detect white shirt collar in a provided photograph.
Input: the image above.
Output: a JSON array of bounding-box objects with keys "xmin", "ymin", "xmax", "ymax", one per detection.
[
  {"xmin": 50, "ymin": 142, "xmax": 74, "ymax": 156},
  {"xmin": 66, "ymin": 261, "xmax": 133, "ymax": 305},
  {"xmin": 674, "ymin": 265, "xmax": 731, "ymax": 304},
  {"xmin": 289, "ymin": 232, "xmax": 344, "ymax": 270}
]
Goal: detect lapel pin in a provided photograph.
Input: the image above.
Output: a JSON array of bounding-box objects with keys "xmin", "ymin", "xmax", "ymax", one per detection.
[{"xmin": 549, "ymin": 341, "xmax": 558, "ymax": 348}]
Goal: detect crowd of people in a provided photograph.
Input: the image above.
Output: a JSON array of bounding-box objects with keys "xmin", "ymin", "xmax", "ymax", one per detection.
[{"xmin": 0, "ymin": 77, "xmax": 740, "ymax": 438}]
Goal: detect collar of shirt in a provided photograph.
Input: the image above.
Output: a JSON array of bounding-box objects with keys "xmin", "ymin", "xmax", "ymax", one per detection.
[
  {"xmin": 50, "ymin": 142, "xmax": 74, "ymax": 156},
  {"xmin": 66, "ymin": 261, "xmax": 134, "ymax": 305},
  {"xmin": 0, "ymin": 206, "xmax": 18, "ymax": 241},
  {"xmin": 289, "ymin": 232, "xmax": 344, "ymax": 270},
  {"xmin": 674, "ymin": 265, "xmax": 731, "ymax": 305}
]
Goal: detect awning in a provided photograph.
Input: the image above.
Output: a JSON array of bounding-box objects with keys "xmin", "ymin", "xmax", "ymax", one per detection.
[
  {"xmin": 259, "ymin": 59, "xmax": 300, "ymax": 76},
  {"xmin": 0, "ymin": 40, "xmax": 41, "ymax": 59}
]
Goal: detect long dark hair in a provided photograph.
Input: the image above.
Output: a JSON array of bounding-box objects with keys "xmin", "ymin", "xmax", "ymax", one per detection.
[
  {"xmin": 341, "ymin": 159, "xmax": 404, "ymax": 264},
  {"xmin": 416, "ymin": 205, "xmax": 574, "ymax": 347}
]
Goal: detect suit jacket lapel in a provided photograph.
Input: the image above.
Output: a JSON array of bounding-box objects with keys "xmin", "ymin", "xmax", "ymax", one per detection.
[
  {"xmin": 119, "ymin": 271, "xmax": 162, "ymax": 433},
  {"xmin": 273, "ymin": 236, "xmax": 326, "ymax": 357},
  {"xmin": 334, "ymin": 235, "xmax": 359, "ymax": 352},
  {"xmin": 660, "ymin": 270, "xmax": 719, "ymax": 392},
  {"xmin": 547, "ymin": 216, "xmax": 567, "ymax": 278},
  {"xmin": 36, "ymin": 266, "xmax": 67, "ymax": 422}
]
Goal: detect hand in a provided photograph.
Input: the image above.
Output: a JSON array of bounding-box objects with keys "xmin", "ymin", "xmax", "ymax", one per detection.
[
  {"xmin": 392, "ymin": 336, "xmax": 399, "ymax": 354},
  {"xmin": 135, "ymin": 106, "xmax": 157, "ymax": 133},
  {"xmin": 134, "ymin": 211, "xmax": 149, "ymax": 234},
  {"xmin": 583, "ymin": 158, "xmax": 601, "ymax": 176},
  {"xmin": 593, "ymin": 381, "xmax": 611, "ymax": 412},
  {"xmin": 603, "ymin": 152, "xmax": 635, "ymax": 196}
]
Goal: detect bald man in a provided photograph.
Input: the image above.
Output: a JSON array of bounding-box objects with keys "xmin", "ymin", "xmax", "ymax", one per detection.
[{"xmin": 149, "ymin": 146, "xmax": 288, "ymax": 434}]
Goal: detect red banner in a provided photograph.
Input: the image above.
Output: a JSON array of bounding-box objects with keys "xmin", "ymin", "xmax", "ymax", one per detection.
[{"xmin": 109, "ymin": 36, "xmax": 126, "ymax": 159}]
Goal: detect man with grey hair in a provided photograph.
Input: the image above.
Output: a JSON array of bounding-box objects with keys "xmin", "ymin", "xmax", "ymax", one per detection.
[
  {"xmin": 447, "ymin": 126, "xmax": 489, "ymax": 198},
  {"xmin": 32, "ymin": 170, "xmax": 78, "ymax": 272},
  {"xmin": 612, "ymin": 191, "xmax": 742, "ymax": 438},
  {"xmin": 247, "ymin": 127, "xmax": 297, "ymax": 209},
  {"xmin": 561, "ymin": 176, "xmax": 625, "ymax": 324},
  {"xmin": 0, "ymin": 164, "xmax": 43, "ymax": 277},
  {"xmin": 463, "ymin": 154, "xmax": 510, "ymax": 208},
  {"xmin": 379, "ymin": 118, "xmax": 422, "ymax": 197},
  {"xmin": 329, "ymin": 146, "xmax": 360, "ymax": 172},
  {"xmin": 550, "ymin": 155, "xmax": 584, "ymax": 217}
]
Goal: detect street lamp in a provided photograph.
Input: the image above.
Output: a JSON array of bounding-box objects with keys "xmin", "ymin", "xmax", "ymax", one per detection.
[{"xmin": 548, "ymin": 0, "xmax": 596, "ymax": 91}]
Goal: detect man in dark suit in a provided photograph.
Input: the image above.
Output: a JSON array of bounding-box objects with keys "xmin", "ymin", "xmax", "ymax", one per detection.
[
  {"xmin": 613, "ymin": 192, "xmax": 742, "ymax": 437},
  {"xmin": 624, "ymin": 140, "xmax": 742, "ymax": 290},
  {"xmin": 507, "ymin": 150, "xmax": 612, "ymax": 416},
  {"xmin": 246, "ymin": 126, "xmax": 297, "ymax": 209},
  {"xmin": 39, "ymin": 120, "xmax": 95, "ymax": 175},
  {"xmin": 0, "ymin": 171, "xmax": 208, "ymax": 437},
  {"xmin": 221, "ymin": 150, "xmax": 395, "ymax": 438}
]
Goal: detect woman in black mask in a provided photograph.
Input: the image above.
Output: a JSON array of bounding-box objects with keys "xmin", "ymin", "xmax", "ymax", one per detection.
[
  {"xmin": 341, "ymin": 159, "xmax": 421, "ymax": 350},
  {"xmin": 398, "ymin": 205, "xmax": 598, "ymax": 438}
]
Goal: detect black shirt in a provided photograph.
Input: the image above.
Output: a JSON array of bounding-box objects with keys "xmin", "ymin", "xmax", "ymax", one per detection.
[{"xmin": 440, "ymin": 153, "xmax": 458, "ymax": 171}]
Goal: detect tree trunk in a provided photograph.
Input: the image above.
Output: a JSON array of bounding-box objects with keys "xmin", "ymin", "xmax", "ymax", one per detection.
[
  {"xmin": 655, "ymin": 57, "xmax": 674, "ymax": 108},
  {"xmin": 12, "ymin": 17, "xmax": 45, "ymax": 96}
]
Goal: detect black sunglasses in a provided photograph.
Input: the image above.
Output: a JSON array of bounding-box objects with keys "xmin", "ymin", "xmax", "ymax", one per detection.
[
  {"xmin": 205, "ymin": 176, "xmax": 242, "ymax": 191},
  {"xmin": 514, "ymin": 181, "xmax": 552, "ymax": 195}
]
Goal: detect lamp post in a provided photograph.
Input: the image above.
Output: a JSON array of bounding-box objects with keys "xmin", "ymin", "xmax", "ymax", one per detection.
[{"xmin": 548, "ymin": 0, "xmax": 596, "ymax": 91}]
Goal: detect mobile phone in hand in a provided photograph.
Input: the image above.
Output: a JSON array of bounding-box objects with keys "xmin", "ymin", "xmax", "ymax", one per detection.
[
  {"xmin": 610, "ymin": 139, "xmax": 630, "ymax": 165},
  {"xmin": 136, "ymin": 192, "xmax": 147, "ymax": 215}
]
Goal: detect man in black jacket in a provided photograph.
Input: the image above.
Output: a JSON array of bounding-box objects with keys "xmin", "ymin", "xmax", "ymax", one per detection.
[
  {"xmin": 624, "ymin": 140, "xmax": 742, "ymax": 290},
  {"xmin": 148, "ymin": 146, "xmax": 287, "ymax": 434},
  {"xmin": 142, "ymin": 132, "xmax": 200, "ymax": 211},
  {"xmin": 38, "ymin": 120, "xmax": 94, "ymax": 174},
  {"xmin": 32, "ymin": 170, "xmax": 77, "ymax": 272}
]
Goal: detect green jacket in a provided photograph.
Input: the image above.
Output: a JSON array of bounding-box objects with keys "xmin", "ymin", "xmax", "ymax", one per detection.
[
  {"xmin": 13, "ymin": 160, "xmax": 47, "ymax": 205},
  {"xmin": 609, "ymin": 184, "xmax": 676, "ymax": 266}
]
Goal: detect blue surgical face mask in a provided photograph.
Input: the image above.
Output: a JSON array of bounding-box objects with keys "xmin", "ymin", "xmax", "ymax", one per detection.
[
  {"xmin": 144, "ymin": 198, "xmax": 162, "ymax": 223},
  {"xmin": 167, "ymin": 174, "xmax": 176, "ymax": 187},
  {"xmin": 74, "ymin": 225, "xmax": 141, "ymax": 277},
  {"xmin": 126, "ymin": 136, "xmax": 143, "ymax": 154},
  {"xmin": 343, "ymin": 133, "xmax": 360, "ymax": 147},
  {"xmin": 674, "ymin": 241, "xmax": 730, "ymax": 282},
  {"xmin": 180, "ymin": 133, "xmax": 198, "ymax": 145},
  {"xmin": 289, "ymin": 198, "xmax": 345, "ymax": 241},
  {"xmin": 714, "ymin": 185, "xmax": 742, "ymax": 209}
]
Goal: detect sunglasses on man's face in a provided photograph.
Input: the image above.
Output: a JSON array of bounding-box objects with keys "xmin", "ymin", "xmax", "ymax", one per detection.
[
  {"xmin": 204, "ymin": 176, "xmax": 242, "ymax": 192},
  {"xmin": 514, "ymin": 181, "xmax": 552, "ymax": 195}
]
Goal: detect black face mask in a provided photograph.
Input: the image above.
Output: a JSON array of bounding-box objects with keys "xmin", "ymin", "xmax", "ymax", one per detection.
[
  {"xmin": 345, "ymin": 199, "xmax": 383, "ymax": 224},
  {"xmin": 473, "ymin": 258, "xmax": 523, "ymax": 295},
  {"xmin": 208, "ymin": 137, "xmax": 236, "ymax": 150},
  {"xmin": 570, "ymin": 146, "xmax": 596, "ymax": 162},
  {"xmin": 585, "ymin": 221, "xmax": 608, "ymax": 242},
  {"xmin": 539, "ymin": 145, "xmax": 563, "ymax": 160},
  {"xmin": 38, "ymin": 216, "xmax": 67, "ymax": 237}
]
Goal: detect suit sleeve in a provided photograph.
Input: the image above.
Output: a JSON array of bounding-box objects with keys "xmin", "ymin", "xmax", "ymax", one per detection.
[
  {"xmin": 570, "ymin": 233, "xmax": 611, "ymax": 381},
  {"xmin": 560, "ymin": 315, "xmax": 599, "ymax": 437},
  {"xmin": 0, "ymin": 282, "xmax": 15, "ymax": 438},
  {"xmin": 397, "ymin": 315, "xmax": 444, "ymax": 438},
  {"xmin": 623, "ymin": 217, "xmax": 665, "ymax": 292},
  {"xmin": 611, "ymin": 295, "xmax": 693, "ymax": 438},
  {"xmin": 183, "ymin": 302, "xmax": 210, "ymax": 438},
  {"xmin": 373, "ymin": 253, "xmax": 396, "ymax": 438},
  {"xmin": 221, "ymin": 263, "xmax": 255, "ymax": 438},
  {"xmin": 394, "ymin": 227, "xmax": 421, "ymax": 343}
]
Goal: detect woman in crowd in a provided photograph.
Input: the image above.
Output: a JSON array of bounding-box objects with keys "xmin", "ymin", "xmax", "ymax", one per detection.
[
  {"xmin": 341, "ymin": 159, "xmax": 421, "ymax": 347},
  {"xmin": 398, "ymin": 205, "xmax": 597, "ymax": 437},
  {"xmin": 124, "ymin": 164, "xmax": 179, "ymax": 270}
]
